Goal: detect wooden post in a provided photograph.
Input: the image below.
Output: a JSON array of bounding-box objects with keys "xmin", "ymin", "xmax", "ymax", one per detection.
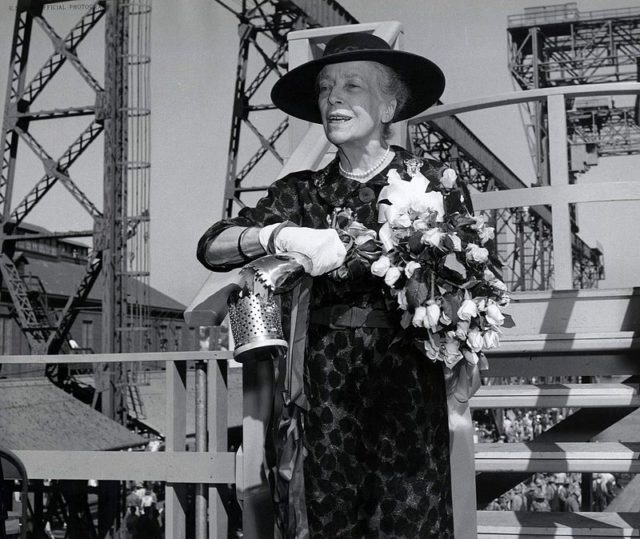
[
  {"xmin": 165, "ymin": 359, "xmax": 188, "ymax": 536},
  {"xmin": 547, "ymin": 94, "xmax": 573, "ymax": 290},
  {"xmin": 447, "ymin": 393, "xmax": 478, "ymax": 539},
  {"xmin": 209, "ymin": 357, "xmax": 229, "ymax": 539}
]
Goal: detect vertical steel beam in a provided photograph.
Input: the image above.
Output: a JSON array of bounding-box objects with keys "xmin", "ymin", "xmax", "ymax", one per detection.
[
  {"xmin": 0, "ymin": 4, "xmax": 35, "ymax": 228},
  {"xmin": 101, "ymin": 0, "xmax": 128, "ymax": 421}
]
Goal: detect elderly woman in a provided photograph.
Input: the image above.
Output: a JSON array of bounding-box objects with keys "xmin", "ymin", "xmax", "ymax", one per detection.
[{"xmin": 197, "ymin": 32, "xmax": 471, "ymax": 538}]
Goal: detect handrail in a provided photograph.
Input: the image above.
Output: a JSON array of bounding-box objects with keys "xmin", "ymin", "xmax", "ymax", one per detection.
[
  {"xmin": 0, "ymin": 350, "xmax": 233, "ymax": 538},
  {"xmin": 411, "ymin": 82, "xmax": 640, "ymax": 290},
  {"xmin": 410, "ymin": 82, "xmax": 640, "ymax": 124}
]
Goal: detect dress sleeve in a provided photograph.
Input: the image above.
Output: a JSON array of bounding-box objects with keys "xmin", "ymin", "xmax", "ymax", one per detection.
[{"xmin": 196, "ymin": 173, "xmax": 306, "ymax": 271}]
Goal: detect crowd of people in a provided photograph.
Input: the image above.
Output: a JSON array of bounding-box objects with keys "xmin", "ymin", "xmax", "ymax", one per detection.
[
  {"xmin": 474, "ymin": 407, "xmax": 567, "ymax": 445},
  {"xmin": 119, "ymin": 481, "xmax": 164, "ymax": 539},
  {"xmin": 475, "ymin": 407, "xmax": 621, "ymax": 513}
]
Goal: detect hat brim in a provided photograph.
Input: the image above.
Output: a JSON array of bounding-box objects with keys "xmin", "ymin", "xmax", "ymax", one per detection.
[{"xmin": 271, "ymin": 49, "xmax": 445, "ymax": 124}]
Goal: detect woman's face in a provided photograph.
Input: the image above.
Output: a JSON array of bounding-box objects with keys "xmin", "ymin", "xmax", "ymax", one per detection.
[{"xmin": 317, "ymin": 61, "xmax": 396, "ymax": 150}]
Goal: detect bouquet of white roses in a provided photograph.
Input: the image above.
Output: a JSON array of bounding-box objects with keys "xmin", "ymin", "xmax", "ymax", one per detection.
[{"xmin": 370, "ymin": 162, "xmax": 511, "ymax": 371}]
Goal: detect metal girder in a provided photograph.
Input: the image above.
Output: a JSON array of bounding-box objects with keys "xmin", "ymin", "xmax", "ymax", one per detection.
[
  {"xmin": 9, "ymin": 121, "xmax": 104, "ymax": 226},
  {"xmin": 1, "ymin": 7, "xmax": 34, "ymax": 222},
  {"xmin": 217, "ymin": 0, "xmax": 358, "ymax": 218},
  {"xmin": 508, "ymin": 8, "xmax": 640, "ymax": 89},
  {"xmin": 409, "ymin": 111, "xmax": 605, "ymax": 291},
  {"xmin": 48, "ymin": 252, "xmax": 103, "ymax": 354},
  {"xmin": 21, "ymin": 1, "xmax": 106, "ymax": 104},
  {"xmin": 33, "ymin": 12, "xmax": 103, "ymax": 94},
  {"xmin": 0, "ymin": 253, "xmax": 49, "ymax": 352},
  {"xmin": 507, "ymin": 5, "xmax": 640, "ymax": 178},
  {"xmin": 409, "ymin": 120, "xmax": 555, "ymax": 291},
  {"xmin": 285, "ymin": 0, "xmax": 358, "ymax": 28}
]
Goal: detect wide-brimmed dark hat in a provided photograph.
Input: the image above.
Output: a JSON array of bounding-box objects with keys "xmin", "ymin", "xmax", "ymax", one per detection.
[{"xmin": 271, "ymin": 32, "xmax": 445, "ymax": 124}]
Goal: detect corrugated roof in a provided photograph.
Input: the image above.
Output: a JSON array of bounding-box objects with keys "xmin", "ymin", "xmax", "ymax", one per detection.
[
  {"xmin": 0, "ymin": 379, "xmax": 147, "ymax": 451},
  {"xmin": 20, "ymin": 256, "xmax": 185, "ymax": 312}
]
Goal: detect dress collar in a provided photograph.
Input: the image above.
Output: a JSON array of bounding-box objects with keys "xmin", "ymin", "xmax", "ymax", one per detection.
[{"xmin": 312, "ymin": 145, "xmax": 414, "ymax": 206}]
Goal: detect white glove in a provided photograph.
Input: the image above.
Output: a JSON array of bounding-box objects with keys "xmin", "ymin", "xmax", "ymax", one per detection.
[{"xmin": 273, "ymin": 227, "xmax": 347, "ymax": 276}]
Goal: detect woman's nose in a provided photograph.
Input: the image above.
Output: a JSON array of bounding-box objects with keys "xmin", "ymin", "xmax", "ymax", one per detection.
[{"xmin": 328, "ymin": 87, "xmax": 343, "ymax": 104}]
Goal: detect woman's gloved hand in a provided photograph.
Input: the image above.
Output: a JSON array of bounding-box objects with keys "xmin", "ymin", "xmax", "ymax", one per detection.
[{"xmin": 270, "ymin": 226, "xmax": 347, "ymax": 276}]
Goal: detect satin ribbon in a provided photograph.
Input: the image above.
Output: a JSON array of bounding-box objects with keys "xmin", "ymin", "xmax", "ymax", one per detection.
[
  {"xmin": 272, "ymin": 277, "xmax": 312, "ymax": 539},
  {"xmin": 444, "ymin": 356, "xmax": 487, "ymax": 539}
]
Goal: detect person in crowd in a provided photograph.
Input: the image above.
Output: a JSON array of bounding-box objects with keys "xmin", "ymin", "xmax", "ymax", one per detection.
[
  {"xmin": 197, "ymin": 31, "xmax": 472, "ymax": 538},
  {"xmin": 123, "ymin": 505, "xmax": 139, "ymax": 539}
]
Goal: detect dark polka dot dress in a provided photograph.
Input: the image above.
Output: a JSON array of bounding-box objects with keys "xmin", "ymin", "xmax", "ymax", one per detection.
[{"xmin": 197, "ymin": 147, "xmax": 468, "ymax": 538}]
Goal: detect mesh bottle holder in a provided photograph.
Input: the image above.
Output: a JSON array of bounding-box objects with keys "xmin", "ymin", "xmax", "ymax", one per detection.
[
  {"xmin": 227, "ymin": 252, "xmax": 310, "ymax": 361},
  {"xmin": 228, "ymin": 288, "xmax": 287, "ymax": 357}
]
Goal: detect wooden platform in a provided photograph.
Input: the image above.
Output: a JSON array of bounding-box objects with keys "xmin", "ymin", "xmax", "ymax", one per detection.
[
  {"xmin": 471, "ymin": 383, "xmax": 640, "ymax": 409},
  {"xmin": 475, "ymin": 442, "xmax": 640, "ymax": 473},
  {"xmin": 478, "ymin": 511, "xmax": 640, "ymax": 537}
]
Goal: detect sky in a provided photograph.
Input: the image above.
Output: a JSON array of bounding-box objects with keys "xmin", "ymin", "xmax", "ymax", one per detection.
[{"xmin": 0, "ymin": 0, "xmax": 638, "ymax": 306}]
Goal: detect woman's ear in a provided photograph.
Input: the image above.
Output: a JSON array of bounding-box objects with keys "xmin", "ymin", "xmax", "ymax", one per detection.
[{"xmin": 382, "ymin": 98, "xmax": 398, "ymax": 123}]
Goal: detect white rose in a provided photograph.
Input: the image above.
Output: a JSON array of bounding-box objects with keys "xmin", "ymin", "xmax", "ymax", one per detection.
[
  {"xmin": 466, "ymin": 243, "xmax": 489, "ymax": 264},
  {"xmin": 448, "ymin": 233, "xmax": 462, "ymax": 252},
  {"xmin": 486, "ymin": 303, "xmax": 505, "ymax": 327},
  {"xmin": 423, "ymin": 339, "xmax": 439, "ymax": 360},
  {"xmin": 457, "ymin": 299, "xmax": 479, "ymax": 321},
  {"xmin": 384, "ymin": 266, "xmax": 402, "ymax": 287},
  {"xmin": 455, "ymin": 320, "xmax": 470, "ymax": 340},
  {"xmin": 412, "ymin": 218, "xmax": 430, "ymax": 232},
  {"xmin": 423, "ymin": 191, "xmax": 445, "ymax": 222},
  {"xmin": 390, "ymin": 212, "xmax": 412, "ymax": 229},
  {"xmin": 471, "ymin": 214, "xmax": 487, "ymax": 230},
  {"xmin": 412, "ymin": 306, "xmax": 428, "ymax": 327},
  {"xmin": 478, "ymin": 226, "xmax": 495, "ymax": 245},
  {"xmin": 422, "ymin": 228, "xmax": 445, "ymax": 248},
  {"xmin": 467, "ymin": 328, "xmax": 484, "ymax": 352},
  {"xmin": 425, "ymin": 303, "xmax": 441, "ymax": 331},
  {"xmin": 371, "ymin": 255, "xmax": 391, "ymax": 277},
  {"xmin": 396, "ymin": 289, "xmax": 408, "ymax": 310},
  {"xmin": 443, "ymin": 337, "xmax": 464, "ymax": 368},
  {"xmin": 404, "ymin": 261, "xmax": 421, "ymax": 278},
  {"xmin": 378, "ymin": 223, "xmax": 396, "ymax": 252},
  {"xmin": 483, "ymin": 329, "xmax": 500, "ymax": 349},
  {"xmin": 483, "ymin": 268, "xmax": 496, "ymax": 281},
  {"xmin": 491, "ymin": 279, "xmax": 508, "ymax": 292},
  {"xmin": 463, "ymin": 349, "xmax": 479, "ymax": 365},
  {"xmin": 474, "ymin": 297, "xmax": 487, "ymax": 312},
  {"xmin": 441, "ymin": 168, "xmax": 458, "ymax": 189}
]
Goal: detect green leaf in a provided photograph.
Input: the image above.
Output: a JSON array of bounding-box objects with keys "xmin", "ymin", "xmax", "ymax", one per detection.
[
  {"xmin": 441, "ymin": 253, "xmax": 467, "ymax": 281},
  {"xmin": 406, "ymin": 270, "xmax": 429, "ymax": 308}
]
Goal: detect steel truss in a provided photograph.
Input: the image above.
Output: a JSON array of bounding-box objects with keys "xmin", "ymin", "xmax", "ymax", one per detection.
[
  {"xmin": 409, "ymin": 122, "xmax": 554, "ymax": 291},
  {"xmin": 0, "ymin": 0, "xmax": 152, "ymax": 409},
  {"xmin": 216, "ymin": 0, "xmax": 357, "ymax": 218},
  {"xmin": 508, "ymin": 4, "xmax": 640, "ymax": 177}
]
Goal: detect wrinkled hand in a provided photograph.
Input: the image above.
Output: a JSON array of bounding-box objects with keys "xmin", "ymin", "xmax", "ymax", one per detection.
[{"xmin": 274, "ymin": 227, "xmax": 347, "ymax": 276}]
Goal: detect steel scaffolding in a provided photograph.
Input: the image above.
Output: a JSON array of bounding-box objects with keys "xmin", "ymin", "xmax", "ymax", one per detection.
[
  {"xmin": 215, "ymin": 0, "xmax": 357, "ymax": 218},
  {"xmin": 0, "ymin": 0, "xmax": 151, "ymax": 407}
]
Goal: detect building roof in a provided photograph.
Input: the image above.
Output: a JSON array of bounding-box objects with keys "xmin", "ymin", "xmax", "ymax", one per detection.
[
  {"xmin": 0, "ymin": 379, "xmax": 147, "ymax": 451},
  {"xmin": 20, "ymin": 256, "xmax": 185, "ymax": 313},
  {"xmin": 133, "ymin": 367, "xmax": 242, "ymax": 437}
]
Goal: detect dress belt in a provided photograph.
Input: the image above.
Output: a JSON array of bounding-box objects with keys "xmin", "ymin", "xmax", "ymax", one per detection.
[{"xmin": 309, "ymin": 305, "xmax": 396, "ymax": 329}]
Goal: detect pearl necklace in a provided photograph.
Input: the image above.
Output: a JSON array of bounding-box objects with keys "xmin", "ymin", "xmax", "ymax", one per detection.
[{"xmin": 339, "ymin": 147, "xmax": 391, "ymax": 181}]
